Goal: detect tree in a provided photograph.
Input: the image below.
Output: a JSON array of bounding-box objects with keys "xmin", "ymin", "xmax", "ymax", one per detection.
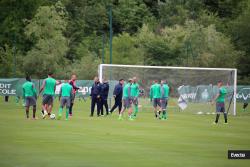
[
  {"xmin": 158, "ymin": 0, "xmax": 204, "ymax": 27},
  {"xmin": 183, "ymin": 22, "xmax": 242, "ymax": 68},
  {"xmin": 137, "ymin": 24, "xmax": 185, "ymax": 66},
  {"xmin": 23, "ymin": 1, "xmax": 69, "ymax": 78},
  {"xmin": 113, "ymin": 0, "xmax": 152, "ymax": 34},
  {"xmin": 105, "ymin": 33, "xmax": 144, "ymax": 65},
  {"xmin": 76, "ymin": 33, "xmax": 104, "ymax": 59},
  {"xmin": 137, "ymin": 22, "xmax": 242, "ymax": 68},
  {"xmin": 0, "ymin": 45, "xmax": 14, "ymax": 77},
  {"xmin": 64, "ymin": 0, "xmax": 109, "ymax": 61},
  {"xmin": 70, "ymin": 55, "xmax": 101, "ymax": 79},
  {"xmin": 204, "ymin": 0, "xmax": 245, "ymax": 19},
  {"xmin": 0, "ymin": 0, "xmax": 52, "ymax": 53},
  {"xmin": 0, "ymin": 0, "xmax": 248, "ymax": 82},
  {"xmin": 229, "ymin": 0, "xmax": 250, "ymax": 83}
]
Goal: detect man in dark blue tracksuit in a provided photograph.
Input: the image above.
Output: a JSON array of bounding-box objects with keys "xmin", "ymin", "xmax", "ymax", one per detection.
[
  {"xmin": 100, "ymin": 79, "xmax": 109, "ymax": 116},
  {"xmin": 109, "ymin": 79, "xmax": 124, "ymax": 114},
  {"xmin": 90, "ymin": 77, "xmax": 102, "ymax": 117}
]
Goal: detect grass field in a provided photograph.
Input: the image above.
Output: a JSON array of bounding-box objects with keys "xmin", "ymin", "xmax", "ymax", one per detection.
[{"xmin": 0, "ymin": 97, "xmax": 250, "ymax": 167}]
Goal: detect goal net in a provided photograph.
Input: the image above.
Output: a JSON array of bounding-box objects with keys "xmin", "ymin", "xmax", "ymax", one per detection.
[{"xmin": 99, "ymin": 64, "xmax": 237, "ymax": 115}]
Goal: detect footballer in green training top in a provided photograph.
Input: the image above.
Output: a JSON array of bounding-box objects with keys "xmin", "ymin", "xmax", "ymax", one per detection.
[
  {"xmin": 58, "ymin": 80, "xmax": 73, "ymax": 120},
  {"xmin": 130, "ymin": 77, "xmax": 140, "ymax": 119},
  {"xmin": 22, "ymin": 76, "xmax": 37, "ymax": 119},
  {"xmin": 119, "ymin": 79, "xmax": 132, "ymax": 120},
  {"xmin": 212, "ymin": 81, "xmax": 228, "ymax": 124},
  {"xmin": 160, "ymin": 80, "xmax": 169, "ymax": 120},
  {"xmin": 150, "ymin": 80, "xmax": 162, "ymax": 118},
  {"xmin": 39, "ymin": 72, "xmax": 58, "ymax": 119}
]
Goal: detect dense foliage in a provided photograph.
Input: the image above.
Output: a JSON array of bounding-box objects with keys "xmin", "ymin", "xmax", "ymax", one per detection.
[{"xmin": 0, "ymin": 0, "xmax": 249, "ymax": 83}]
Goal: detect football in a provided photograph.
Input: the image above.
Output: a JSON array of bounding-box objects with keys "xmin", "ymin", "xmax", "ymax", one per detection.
[{"xmin": 50, "ymin": 114, "xmax": 56, "ymax": 120}]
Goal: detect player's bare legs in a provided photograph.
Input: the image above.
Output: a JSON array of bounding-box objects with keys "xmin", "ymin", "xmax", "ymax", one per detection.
[
  {"xmin": 32, "ymin": 105, "xmax": 37, "ymax": 120},
  {"xmin": 42, "ymin": 104, "xmax": 48, "ymax": 118},
  {"xmin": 25, "ymin": 106, "xmax": 30, "ymax": 119},
  {"xmin": 154, "ymin": 106, "xmax": 161, "ymax": 119},
  {"xmin": 128, "ymin": 107, "xmax": 133, "ymax": 116},
  {"xmin": 154, "ymin": 107, "xmax": 158, "ymax": 118},
  {"xmin": 42, "ymin": 104, "xmax": 47, "ymax": 112},
  {"xmin": 48, "ymin": 104, "xmax": 53, "ymax": 116},
  {"xmin": 119, "ymin": 107, "xmax": 126, "ymax": 120}
]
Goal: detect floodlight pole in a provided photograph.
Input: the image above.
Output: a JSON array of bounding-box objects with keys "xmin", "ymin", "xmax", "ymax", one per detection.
[
  {"xmin": 13, "ymin": 36, "xmax": 16, "ymax": 77},
  {"xmin": 102, "ymin": 31, "xmax": 105, "ymax": 64},
  {"xmin": 108, "ymin": 6, "xmax": 113, "ymax": 109},
  {"xmin": 109, "ymin": 5, "xmax": 112, "ymax": 65}
]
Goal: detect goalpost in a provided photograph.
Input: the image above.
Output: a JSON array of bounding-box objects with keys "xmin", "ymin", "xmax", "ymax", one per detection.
[{"xmin": 99, "ymin": 64, "xmax": 237, "ymax": 116}]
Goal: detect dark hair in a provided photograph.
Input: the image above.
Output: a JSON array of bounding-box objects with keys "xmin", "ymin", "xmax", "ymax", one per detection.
[
  {"xmin": 26, "ymin": 75, "xmax": 31, "ymax": 81},
  {"xmin": 119, "ymin": 79, "xmax": 124, "ymax": 82},
  {"xmin": 218, "ymin": 80, "xmax": 223, "ymax": 83},
  {"xmin": 48, "ymin": 72, "xmax": 53, "ymax": 76}
]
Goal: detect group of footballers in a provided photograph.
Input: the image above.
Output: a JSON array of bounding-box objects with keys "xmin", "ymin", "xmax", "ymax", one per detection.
[
  {"xmin": 88, "ymin": 78, "xmax": 230, "ymax": 124},
  {"xmin": 106, "ymin": 77, "xmax": 170, "ymax": 120},
  {"xmin": 22, "ymin": 71, "xmax": 229, "ymax": 124},
  {"xmin": 22, "ymin": 73, "xmax": 79, "ymax": 120},
  {"xmin": 22, "ymin": 73, "xmax": 171, "ymax": 121}
]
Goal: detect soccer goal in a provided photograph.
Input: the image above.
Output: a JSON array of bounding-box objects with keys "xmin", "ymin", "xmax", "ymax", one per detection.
[{"xmin": 99, "ymin": 64, "xmax": 237, "ymax": 116}]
